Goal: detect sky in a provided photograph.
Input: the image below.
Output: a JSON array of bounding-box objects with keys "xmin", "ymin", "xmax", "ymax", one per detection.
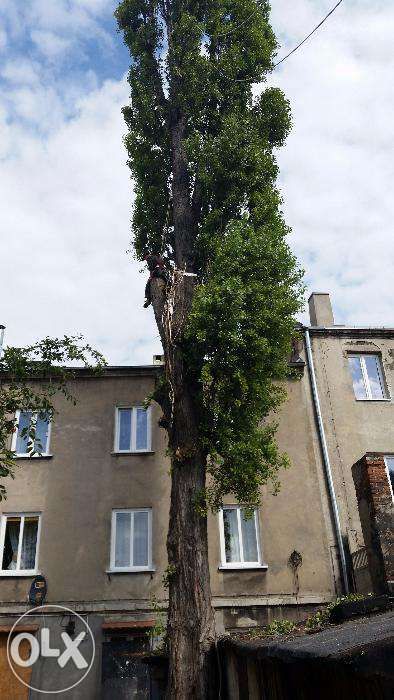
[{"xmin": 0, "ymin": 0, "xmax": 393, "ymax": 365}]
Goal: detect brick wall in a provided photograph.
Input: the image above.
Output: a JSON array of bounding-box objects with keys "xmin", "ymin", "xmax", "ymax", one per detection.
[{"xmin": 352, "ymin": 453, "xmax": 394, "ymax": 594}]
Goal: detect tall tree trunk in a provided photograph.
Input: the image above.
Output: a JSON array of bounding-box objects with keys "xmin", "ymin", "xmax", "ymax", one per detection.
[
  {"xmin": 151, "ymin": 276, "xmax": 217, "ymax": 699},
  {"xmin": 166, "ymin": 427, "xmax": 217, "ymax": 699},
  {"xmin": 148, "ymin": 69, "xmax": 218, "ymax": 695}
]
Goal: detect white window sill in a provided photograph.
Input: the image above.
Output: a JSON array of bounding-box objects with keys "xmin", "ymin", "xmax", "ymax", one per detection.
[
  {"xmin": 14, "ymin": 454, "xmax": 53, "ymax": 459},
  {"xmin": 106, "ymin": 568, "xmax": 156, "ymax": 574},
  {"xmin": 111, "ymin": 451, "xmax": 154, "ymax": 456},
  {"xmin": 219, "ymin": 564, "xmax": 268, "ymax": 571},
  {"xmin": 0, "ymin": 570, "xmax": 39, "ymax": 577},
  {"xmin": 355, "ymin": 398, "xmax": 391, "ymax": 403}
]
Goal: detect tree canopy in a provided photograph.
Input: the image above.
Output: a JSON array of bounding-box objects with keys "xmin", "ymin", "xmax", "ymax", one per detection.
[{"xmin": 116, "ymin": 0, "xmax": 304, "ymax": 509}]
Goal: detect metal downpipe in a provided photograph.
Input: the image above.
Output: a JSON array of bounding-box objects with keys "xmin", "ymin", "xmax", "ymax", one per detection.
[{"xmin": 304, "ymin": 327, "xmax": 349, "ymax": 594}]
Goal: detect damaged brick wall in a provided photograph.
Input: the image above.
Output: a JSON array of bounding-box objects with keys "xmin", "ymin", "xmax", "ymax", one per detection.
[{"xmin": 352, "ymin": 453, "xmax": 394, "ymax": 594}]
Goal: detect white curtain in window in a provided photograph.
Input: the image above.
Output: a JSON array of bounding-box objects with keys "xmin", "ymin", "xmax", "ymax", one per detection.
[
  {"xmin": 133, "ymin": 511, "xmax": 148, "ymax": 566},
  {"xmin": 136, "ymin": 409, "xmax": 148, "ymax": 451},
  {"xmin": 118, "ymin": 409, "xmax": 132, "ymax": 451},
  {"xmin": 6, "ymin": 520, "xmax": 20, "ymax": 570},
  {"xmin": 240, "ymin": 510, "xmax": 258, "ymax": 562},
  {"xmin": 115, "ymin": 512, "xmax": 131, "ymax": 567},
  {"xmin": 21, "ymin": 519, "xmax": 38, "ymax": 570}
]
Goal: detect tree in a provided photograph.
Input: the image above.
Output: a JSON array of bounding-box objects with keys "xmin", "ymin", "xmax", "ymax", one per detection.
[
  {"xmin": 0, "ymin": 336, "xmax": 106, "ymax": 500},
  {"xmin": 115, "ymin": 1, "xmax": 304, "ymax": 697}
]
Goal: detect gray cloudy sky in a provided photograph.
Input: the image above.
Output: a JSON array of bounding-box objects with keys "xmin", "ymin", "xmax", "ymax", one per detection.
[{"xmin": 0, "ymin": 1, "xmax": 393, "ymax": 364}]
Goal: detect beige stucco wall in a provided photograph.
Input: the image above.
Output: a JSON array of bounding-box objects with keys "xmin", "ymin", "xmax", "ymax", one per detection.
[
  {"xmin": 209, "ymin": 368, "xmax": 337, "ymax": 606},
  {"xmin": 0, "ymin": 372, "xmax": 169, "ymax": 607},
  {"xmin": 309, "ymin": 332, "xmax": 394, "ymax": 554},
  {"xmin": 0, "ymin": 364, "xmax": 338, "ymax": 617}
]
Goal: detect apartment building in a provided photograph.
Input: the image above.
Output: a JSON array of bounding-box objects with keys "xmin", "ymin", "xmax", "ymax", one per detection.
[{"xmin": 0, "ymin": 292, "xmax": 393, "ymax": 698}]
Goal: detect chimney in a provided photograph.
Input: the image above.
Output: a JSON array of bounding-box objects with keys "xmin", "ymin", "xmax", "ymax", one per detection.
[
  {"xmin": 308, "ymin": 293, "xmax": 334, "ymax": 327},
  {"xmin": 152, "ymin": 354, "xmax": 164, "ymax": 365}
]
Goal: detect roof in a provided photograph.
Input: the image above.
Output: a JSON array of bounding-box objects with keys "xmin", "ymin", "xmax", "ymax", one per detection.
[
  {"xmin": 72, "ymin": 365, "xmax": 161, "ymax": 377},
  {"xmin": 220, "ymin": 610, "xmax": 394, "ymax": 679},
  {"xmin": 0, "ymin": 364, "xmax": 162, "ymax": 381},
  {"xmin": 306, "ymin": 326, "xmax": 394, "ymax": 338}
]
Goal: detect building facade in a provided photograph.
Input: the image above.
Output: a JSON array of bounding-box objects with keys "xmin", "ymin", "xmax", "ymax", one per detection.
[{"xmin": 0, "ymin": 292, "xmax": 393, "ymax": 698}]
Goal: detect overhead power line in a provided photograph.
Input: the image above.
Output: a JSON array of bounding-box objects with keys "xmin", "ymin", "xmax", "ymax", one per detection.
[
  {"xmin": 213, "ymin": 0, "xmax": 345, "ymax": 82},
  {"xmin": 274, "ymin": 0, "xmax": 344, "ymax": 68}
]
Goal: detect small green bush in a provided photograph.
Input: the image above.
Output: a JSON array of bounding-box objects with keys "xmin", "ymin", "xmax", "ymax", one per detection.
[
  {"xmin": 265, "ymin": 619, "xmax": 297, "ymax": 635},
  {"xmin": 305, "ymin": 593, "xmax": 366, "ymax": 631},
  {"xmin": 249, "ymin": 618, "xmax": 296, "ymax": 639}
]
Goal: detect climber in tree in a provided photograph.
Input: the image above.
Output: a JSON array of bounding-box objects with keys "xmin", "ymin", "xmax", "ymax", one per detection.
[{"xmin": 143, "ymin": 254, "xmax": 168, "ymax": 308}]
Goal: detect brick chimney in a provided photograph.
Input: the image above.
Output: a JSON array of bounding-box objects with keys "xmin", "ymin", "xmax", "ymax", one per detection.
[{"xmin": 308, "ymin": 293, "xmax": 334, "ymax": 327}]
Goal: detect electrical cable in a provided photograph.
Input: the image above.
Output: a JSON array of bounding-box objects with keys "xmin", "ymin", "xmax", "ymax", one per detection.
[
  {"xmin": 274, "ymin": 0, "xmax": 344, "ymax": 67},
  {"xmin": 213, "ymin": 0, "xmax": 344, "ymax": 82}
]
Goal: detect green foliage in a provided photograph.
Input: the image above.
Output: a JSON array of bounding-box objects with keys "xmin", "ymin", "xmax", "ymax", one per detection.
[
  {"xmin": 305, "ymin": 594, "xmax": 366, "ymax": 632},
  {"xmin": 248, "ymin": 618, "xmax": 296, "ymax": 639},
  {"xmin": 304, "ymin": 609, "xmax": 328, "ymax": 632},
  {"xmin": 116, "ymin": 0, "xmax": 304, "ymax": 507},
  {"xmin": 185, "ymin": 218, "xmax": 301, "ymax": 507},
  {"xmin": 264, "ymin": 618, "xmax": 296, "ymax": 636},
  {"xmin": 115, "ymin": 0, "xmax": 294, "ymax": 263},
  {"xmin": 162, "ymin": 564, "xmax": 177, "ymax": 588},
  {"xmin": 0, "ymin": 336, "xmax": 106, "ymax": 500},
  {"xmin": 149, "ymin": 596, "xmax": 167, "ymax": 648}
]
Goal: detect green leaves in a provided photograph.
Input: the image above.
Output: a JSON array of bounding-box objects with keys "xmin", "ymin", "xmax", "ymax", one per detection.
[
  {"xmin": 253, "ymin": 87, "xmax": 292, "ymax": 147},
  {"xmin": 185, "ymin": 219, "xmax": 302, "ymax": 507},
  {"xmin": 117, "ymin": 0, "xmax": 304, "ymax": 508}
]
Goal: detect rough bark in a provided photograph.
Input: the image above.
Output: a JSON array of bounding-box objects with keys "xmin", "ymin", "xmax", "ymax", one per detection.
[
  {"xmin": 149, "ymin": 104, "xmax": 217, "ymax": 695},
  {"xmin": 166, "ymin": 446, "xmax": 217, "ymax": 699},
  {"xmin": 146, "ymin": 25, "xmax": 219, "ymax": 690},
  {"xmin": 150, "ymin": 271, "xmax": 217, "ymax": 699}
]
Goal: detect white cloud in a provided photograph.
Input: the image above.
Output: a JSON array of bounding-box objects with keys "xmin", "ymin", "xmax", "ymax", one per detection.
[
  {"xmin": 0, "ymin": 77, "xmax": 160, "ymax": 365},
  {"xmin": 1, "ymin": 59, "xmax": 41, "ymax": 85},
  {"xmin": 0, "ymin": 0, "xmax": 393, "ymax": 368},
  {"xmin": 269, "ymin": 0, "xmax": 394, "ymax": 326},
  {"xmin": 30, "ymin": 30, "xmax": 73, "ymax": 59}
]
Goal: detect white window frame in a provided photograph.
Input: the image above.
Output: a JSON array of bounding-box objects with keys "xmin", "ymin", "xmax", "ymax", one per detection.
[
  {"xmin": 218, "ymin": 505, "xmax": 266, "ymax": 570},
  {"xmin": 348, "ymin": 354, "xmax": 388, "ymax": 401},
  {"xmin": 114, "ymin": 406, "xmax": 152, "ymax": 453},
  {"xmin": 384, "ymin": 456, "xmax": 394, "ymax": 503},
  {"xmin": 0, "ymin": 512, "xmax": 41, "ymax": 576},
  {"xmin": 11, "ymin": 410, "xmax": 52, "ymax": 457},
  {"xmin": 109, "ymin": 508, "xmax": 153, "ymax": 573}
]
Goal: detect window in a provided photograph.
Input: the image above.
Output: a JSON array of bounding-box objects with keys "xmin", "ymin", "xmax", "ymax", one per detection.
[
  {"xmin": 0, "ymin": 514, "xmax": 41, "ymax": 575},
  {"xmin": 348, "ymin": 354, "xmax": 387, "ymax": 400},
  {"xmin": 12, "ymin": 411, "xmax": 51, "ymax": 456},
  {"xmin": 219, "ymin": 506, "xmax": 265, "ymax": 569},
  {"xmin": 384, "ymin": 456, "xmax": 394, "ymax": 501},
  {"xmin": 114, "ymin": 407, "xmax": 151, "ymax": 453},
  {"xmin": 110, "ymin": 509, "xmax": 152, "ymax": 572}
]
